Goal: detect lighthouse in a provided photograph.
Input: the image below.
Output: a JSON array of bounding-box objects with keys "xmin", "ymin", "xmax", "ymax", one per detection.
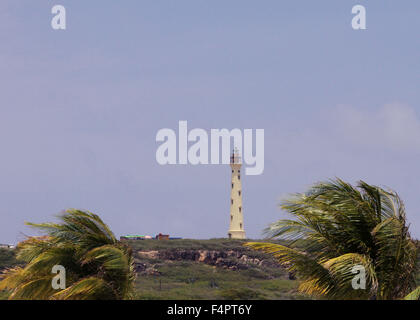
[{"xmin": 228, "ymin": 148, "xmax": 246, "ymax": 239}]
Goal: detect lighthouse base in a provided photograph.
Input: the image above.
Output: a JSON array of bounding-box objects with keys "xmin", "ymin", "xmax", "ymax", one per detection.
[{"xmin": 227, "ymin": 230, "xmax": 246, "ymax": 239}]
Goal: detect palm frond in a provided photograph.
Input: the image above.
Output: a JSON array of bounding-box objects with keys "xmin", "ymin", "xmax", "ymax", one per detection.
[
  {"xmin": 51, "ymin": 277, "xmax": 116, "ymax": 300},
  {"xmin": 248, "ymin": 178, "xmax": 419, "ymax": 300},
  {"xmin": 8, "ymin": 275, "xmax": 56, "ymax": 300},
  {"xmin": 1, "ymin": 210, "xmax": 134, "ymax": 300},
  {"xmin": 404, "ymin": 286, "xmax": 420, "ymax": 300}
]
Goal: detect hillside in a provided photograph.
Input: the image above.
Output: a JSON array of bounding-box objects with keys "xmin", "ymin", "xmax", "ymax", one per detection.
[
  {"xmin": 0, "ymin": 239, "xmax": 305, "ymax": 300},
  {"xmin": 1, "ymin": 238, "xmax": 418, "ymax": 300},
  {"xmin": 0, "ymin": 248, "xmax": 23, "ymax": 299},
  {"xmin": 128, "ymin": 238, "xmax": 305, "ymax": 300},
  {"xmin": 0, "ymin": 248, "xmax": 22, "ymax": 272}
]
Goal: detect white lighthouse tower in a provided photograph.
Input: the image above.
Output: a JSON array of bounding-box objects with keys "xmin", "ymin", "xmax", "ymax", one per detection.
[{"xmin": 228, "ymin": 148, "xmax": 246, "ymax": 239}]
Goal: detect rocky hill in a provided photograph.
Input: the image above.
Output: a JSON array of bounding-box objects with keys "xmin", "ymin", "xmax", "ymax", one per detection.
[
  {"xmin": 136, "ymin": 248, "xmax": 283, "ymax": 272},
  {"xmin": 128, "ymin": 238, "xmax": 303, "ymax": 299},
  {"xmin": 0, "ymin": 239, "xmax": 304, "ymax": 300},
  {"xmin": 1, "ymin": 238, "xmax": 419, "ymax": 300}
]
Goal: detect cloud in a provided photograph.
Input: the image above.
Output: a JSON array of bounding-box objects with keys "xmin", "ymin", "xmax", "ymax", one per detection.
[{"xmin": 329, "ymin": 103, "xmax": 420, "ymax": 152}]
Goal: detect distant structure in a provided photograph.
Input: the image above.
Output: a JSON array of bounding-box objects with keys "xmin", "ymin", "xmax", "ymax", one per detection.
[
  {"xmin": 120, "ymin": 234, "xmax": 181, "ymax": 241},
  {"xmin": 0, "ymin": 244, "xmax": 14, "ymax": 249},
  {"xmin": 156, "ymin": 233, "xmax": 169, "ymax": 240},
  {"xmin": 120, "ymin": 235, "xmax": 153, "ymax": 241},
  {"xmin": 228, "ymin": 148, "xmax": 246, "ymax": 239}
]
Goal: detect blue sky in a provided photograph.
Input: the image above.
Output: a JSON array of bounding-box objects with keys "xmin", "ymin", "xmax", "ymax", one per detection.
[{"xmin": 0, "ymin": 1, "xmax": 419, "ymax": 243}]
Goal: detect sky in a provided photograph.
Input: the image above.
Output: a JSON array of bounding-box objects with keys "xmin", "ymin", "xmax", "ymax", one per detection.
[{"xmin": 0, "ymin": 1, "xmax": 419, "ymax": 243}]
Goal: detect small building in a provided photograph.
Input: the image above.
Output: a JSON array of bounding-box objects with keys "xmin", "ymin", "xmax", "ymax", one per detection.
[
  {"xmin": 0, "ymin": 244, "xmax": 14, "ymax": 249},
  {"xmin": 156, "ymin": 233, "xmax": 169, "ymax": 240}
]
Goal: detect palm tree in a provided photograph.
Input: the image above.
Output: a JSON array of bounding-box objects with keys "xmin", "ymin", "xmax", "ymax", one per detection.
[
  {"xmin": 245, "ymin": 179, "xmax": 419, "ymax": 300},
  {"xmin": 0, "ymin": 209, "xmax": 136, "ymax": 300}
]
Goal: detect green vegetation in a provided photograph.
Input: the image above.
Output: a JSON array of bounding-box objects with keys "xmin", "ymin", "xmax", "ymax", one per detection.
[
  {"xmin": 0, "ymin": 248, "xmax": 22, "ymax": 271},
  {"xmin": 0, "ymin": 236, "xmax": 302, "ymax": 300},
  {"xmin": 0, "ymin": 185, "xmax": 418, "ymax": 300},
  {"xmin": 246, "ymin": 179, "xmax": 420, "ymax": 300},
  {"xmin": 0, "ymin": 209, "xmax": 135, "ymax": 300},
  {"xmin": 133, "ymin": 262, "xmax": 299, "ymax": 300},
  {"xmin": 128, "ymin": 238, "xmax": 303, "ymax": 300},
  {"xmin": 126, "ymin": 238, "xmax": 255, "ymax": 251},
  {"xmin": 1, "ymin": 236, "xmax": 418, "ymax": 300},
  {"xmin": 0, "ymin": 248, "xmax": 23, "ymax": 299}
]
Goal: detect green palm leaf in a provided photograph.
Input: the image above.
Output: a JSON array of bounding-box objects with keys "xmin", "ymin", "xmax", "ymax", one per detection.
[
  {"xmin": 404, "ymin": 286, "xmax": 420, "ymax": 300},
  {"xmin": 0, "ymin": 210, "xmax": 135, "ymax": 300},
  {"xmin": 246, "ymin": 178, "xmax": 419, "ymax": 300},
  {"xmin": 51, "ymin": 277, "xmax": 116, "ymax": 300}
]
